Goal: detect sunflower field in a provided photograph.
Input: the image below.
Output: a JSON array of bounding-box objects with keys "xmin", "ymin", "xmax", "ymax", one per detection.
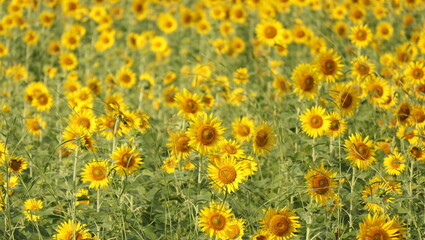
[{"xmin": 1, "ymin": 0, "xmax": 425, "ymax": 239}]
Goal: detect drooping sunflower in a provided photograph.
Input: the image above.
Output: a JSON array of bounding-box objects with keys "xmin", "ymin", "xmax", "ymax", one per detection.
[
  {"xmin": 304, "ymin": 163, "xmax": 338, "ymax": 205},
  {"xmin": 54, "ymin": 220, "xmax": 91, "ymax": 240},
  {"xmin": 81, "ymin": 160, "xmax": 111, "ymax": 189},
  {"xmin": 326, "ymin": 112, "xmax": 347, "ymax": 138},
  {"xmin": 167, "ymin": 131, "xmax": 192, "ymax": 160},
  {"xmin": 252, "ymin": 122, "xmax": 276, "ymax": 156},
  {"xmin": 110, "ymin": 145, "xmax": 143, "ymax": 176},
  {"xmin": 383, "ymin": 151, "xmax": 406, "ymax": 176},
  {"xmin": 9, "ymin": 157, "xmax": 28, "ymax": 173},
  {"xmin": 23, "ymin": 198, "xmax": 43, "ymax": 221},
  {"xmin": 314, "ymin": 48, "xmax": 344, "ymax": 83},
  {"xmin": 174, "ymin": 88, "xmax": 204, "ymax": 120},
  {"xmin": 231, "ymin": 117, "xmax": 254, "ymax": 143},
  {"xmin": 208, "ymin": 156, "xmax": 248, "ymax": 193},
  {"xmin": 220, "ymin": 139, "xmax": 245, "ymax": 159},
  {"xmin": 291, "ymin": 63, "xmax": 320, "ymax": 100},
  {"xmin": 404, "ymin": 61, "xmax": 425, "ymax": 85},
  {"xmin": 299, "ymin": 106, "xmax": 331, "ymax": 138},
  {"xmin": 351, "ymin": 55, "xmax": 376, "ymax": 81},
  {"xmin": 225, "ymin": 218, "xmax": 245, "ymax": 240},
  {"xmin": 255, "ymin": 19, "xmax": 284, "ymax": 46},
  {"xmin": 349, "ymin": 24, "xmax": 373, "ymax": 48},
  {"xmin": 330, "ymin": 83, "xmax": 361, "ymax": 117},
  {"xmin": 187, "ymin": 113, "xmax": 225, "ymax": 155},
  {"xmin": 25, "ymin": 115, "xmax": 46, "ymax": 136},
  {"xmin": 357, "ymin": 214, "xmax": 398, "ymax": 240},
  {"xmin": 344, "ymin": 133, "xmax": 377, "ymax": 170},
  {"xmin": 259, "ymin": 207, "xmax": 301, "ymax": 240},
  {"xmin": 198, "ymin": 201, "xmax": 234, "ymax": 240}
]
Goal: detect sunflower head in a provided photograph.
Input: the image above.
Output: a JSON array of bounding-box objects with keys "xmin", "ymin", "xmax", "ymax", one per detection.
[
  {"xmin": 110, "ymin": 145, "xmax": 143, "ymax": 176},
  {"xmin": 344, "ymin": 133, "xmax": 377, "ymax": 170},
  {"xmin": 259, "ymin": 207, "xmax": 301, "ymax": 240},
  {"xmin": 252, "ymin": 122, "xmax": 276, "ymax": 156},
  {"xmin": 198, "ymin": 201, "xmax": 234, "ymax": 239},
  {"xmin": 81, "ymin": 160, "xmax": 111, "ymax": 189},
  {"xmin": 304, "ymin": 163, "xmax": 338, "ymax": 205},
  {"xmin": 300, "ymin": 106, "xmax": 331, "ymax": 138},
  {"xmin": 187, "ymin": 113, "xmax": 225, "ymax": 155}
]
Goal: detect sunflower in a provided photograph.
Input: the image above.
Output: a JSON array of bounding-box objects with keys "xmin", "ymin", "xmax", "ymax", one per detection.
[
  {"xmin": 150, "ymin": 36, "xmax": 168, "ymax": 53},
  {"xmin": 97, "ymin": 113, "xmax": 124, "ymax": 140},
  {"xmin": 76, "ymin": 188, "xmax": 90, "ymax": 205},
  {"xmin": 167, "ymin": 131, "xmax": 192, "ymax": 160},
  {"xmin": 199, "ymin": 201, "xmax": 234, "ymax": 240},
  {"xmin": 174, "ymin": 88, "xmax": 204, "ymax": 120},
  {"xmin": 305, "ymin": 163, "xmax": 338, "ymax": 205},
  {"xmin": 376, "ymin": 21, "xmax": 394, "ymax": 40},
  {"xmin": 187, "ymin": 113, "xmax": 225, "ymax": 155},
  {"xmin": 395, "ymin": 102, "xmax": 412, "ymax": 126},
  {"xmin": 8, "ymin": 157, "xmax": 28, "ymax": 173},
  {"xmin": 345, "ymin": 133, "xmax": 377, "ymax": 170},
  {"xmin": 161, "ymin": 156, "xmax": 179, "ymax": 174},
  {"xmin": 252, "ymin": 231, "xmax": 271, "ymax": 240},
  {"xmin": 0, "ymin": 43, "xmax": 8, "ymax": 57},
  {"xmin": 157, "ymin": 13, "xmax": 178, "ymax": 34},
  {"xmin": 231, "ymin": 117, "xmax": 254, "ymax": 143},
  {"xmin": 362, "ymin": 178, "xmax": 396, "ymax": 213},
  {"xmin": 110, "ymin": 145, "xmax": 143, "ymax": 176},
  {"xmin": 24, "ymin": 82, "xmax": 48, "ymax": 105},
  {"xmin": 252, "ymin": 122, "xmax": 276, "ymax": 156},
  {"xmin": 272, "ymin": 75, "xmax": 291, "ymax": 99},
  {"xmin": 404, "ymin": 61, "xmax": 425, "ymax": 85},
  {"xmin": 81, "ymin": 160, "xmax": 111, "ymax": 189},
  {"xmin": 291, "ymin": 63, "xmax": 320, "ymax": 100},
  {"xmin": 23, "ymin": 30, "xmax": 39, "ymax": 45},
  {"xmin": 363, "ymin": 76, "xmax": 391, "ymax": 105},
  {"xmin": 351, "ymin": 55, "xmax": 376, "ymax": 81},
  {"xmin": 259, "ymin": 207, "xmax": 301, "ymax": 240},
  {"xmin": 61, "ymin": 31, "xmax": 81, "ymax": 50},
  {"xmin": 314, "ymin": 48, "xmax": 344, "ymax": 83},
  {"xmin": 208, "ymin": 157, "xmax": 248, "ymax": 193},
  {"xmin": 409, "ymin": 145, "xmax": 425, "ymax": 161},
  {"xmin": 240, "ymin": 156, "xmax": 258, "ymax": 179},
  {"xmin": 135, "ymin": 110, "xmax": 150, "ymax": 134},
  {"xmin": 104, "ymin": 93, "xmax": 127, "ymax": 113},
  {"xmin": 54, "ymin": 220, "xmax": 91, "ymax": 240},
  {"xmin": 59, "ymin": 52, "xmax": 78, "ymax": 71},
  {"xmin": 330, "ymin": 83, "xmax": 361, "ymax": 117},
  {"xmin": 357, "ymin": 214, "xmax": 399, "ymax": 240},
  {"xmin": 255, "ymin": 19, "xmax": 284, "ymax": 46},
  {"xmin": 326, "ymin": 112, "xmax": 347, "ymax": 138},
  {"xmin": 23, "ymin": 198, "xmax": 43, "ymax": 221},
  {"xmin": 383, "ymin": 151, "xmax": 406, "ymax": 176},
  {"xmin": 62, "ymin": 124, "xmax": 97, "ymax": 151},
  {"xmin": 69, "ymin": 109, "xmax": 97, "ymax": 132},
  {"xmin": 0, "ymin": 141, "xmax": 9, "ymax": 165},
  {"xmin": 349, "ymin": 24, "xmax": 373, "ymax": 48},
  {"xmin": 220, "ymin": 139, "xmax": 245, "ymax": 159},
  {"xmin": 225, "ymin": 218, "xmax": 245, "ymax": 240},
  {"xmin": 25, "ymin": 115, "xmax": 46, "ymax": 136},
  {"xmin": 116, "ymin": 67, "xmax": 136, "ymax": 89},
  {"xmin": 300, "ymin": 106, "xmax": 331, "ymax": 138},
  {"xmin": 32, "ymin": 91, "xmax": 54, "ymax": 112}
]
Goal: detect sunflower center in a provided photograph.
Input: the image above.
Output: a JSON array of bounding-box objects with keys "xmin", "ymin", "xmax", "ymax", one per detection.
[
  {"xmin": 410, "ymin": 146, "xmax": 422, "ymax": 159},
  {"xmin": 366, "ymin": 227, "xmax": 389, "ymax": 240},
  {"xmin": 165, "ymin": 21, "xmax": 173, "ymax": 28},
  {"xmin": 79, "ymin": 118, "xmax": 91, "ymax": 128},
  {"xmin": 381, "ymin": 27, "xmax": 389, "ymax": 35},
  {"xmin": 255, "ymin": 235, "xmax": 267, "ymax": 240},
  {"xmin": 413, "ymin": 110, "xmax": 425, "ymax": 123},
  {"xmin": 358, "ymin": 64, "xmax": 369, "ymax": 75},
  {"xmin": 340, "ymin": 92, "xmax": 353, "ymax": 108},
  {"xmin": 310, "ymin": 115, "xmax": 323, "ymax": 128},
  {"xmin": 322, "ymin": 59, "xmax": 336, "ymax": 75},
  {"xmin": 183, "ymin": 99, "xmax": 198, "ymax": 113},
  {"xmin": 264, "ymin": 26, "xmax": 277, "ymax": 39},
  {"xmin": 355, "ymin": 30, "xmax": 367, "ymax": 41},
  {"xmin": 237, "ymin": 125, "xmax": 250, "ymax": 136},
  {"xmin": 413, "ymin": 68, "xmax": 424, "ymax": 79},
  {"xmin": 31, "ymin": 121, "xmax": 40, "ymax": 130},
  {"xmin": 121, "ymin": 153, "xmax": 135, "ymax": 168},
  {"xmin": 226, "ymin": 224, "xmax": 240, "ymax": 239},
  {"xmin": 224, "ymin": 144, "xmax": 237, "ymax": 154},
  {"xmin": 176, "ymin": 136, "xmax": 190, "ymax": 152},
  {"xmin": 296, "ymin": 29, "xmax": 305, "ymax": 38},
  {"xmin": 80, "ymin": 93, "xmax": 89, "ymax": 101},
  {"xmin": 330, "ymin": 120, "xmax": 340, "ymax": 131},
  {"xmin": 10, "ymin": 159, "xmax": 22, "ymax": 171},
  {"xmin": 398, "ymin": 104, "xmax": 410, "ymax": 121},
  {"xmin": 68, "ymin": 37, "xmax": 77, "ymax": 45},
  {"xmin": 416, "ymin": 84, "xmax": 425, "ymax": 94},
  {"xmin": 312, "ymin": 175, "xmax": 330, "ymax": 194},
  {"xmin": 210, "ymin": 214, "xmax": 226, "ymax": 230},
  {"xmin": 122, "ymin": 74, "xmax": 131, "ymax": 83},
  {"xmin": 218, "ymin": 165, "xmax": 237, "ymax": 184},
  {"xmin": 197, "ymin": 125, "xmax": 217, "ymax": 145},
  {"xmin": 91, "ymin": 166, "xmax": 107, "ymax": 180},
  {"xmin": 38, "ymin": 94, "xmax": 48, "ymax": 105},
  {"xmin": 64, "ymin": 57, "xmax": 74, "ymax": 65},
  {"xmin": 390, "ymin": 158, "xmax": 401, "ymax": 169},
  {"xmin": 371, "ymin": 85, "xmax": 383, "ymax": 98},
  {"xmin": 255, "ymin": 130, "xmax": 268, "ymax": 147},
  {"xmin": 355, "ymin": 143, "xmax": 370, "ymax": 160},
  {"xmin": 300, "ymin": 75, "xmax": 314, "ymax": 91},
  {"xmin": 268, "ymin": 215, "xmax": 289, "ymax": 237}
]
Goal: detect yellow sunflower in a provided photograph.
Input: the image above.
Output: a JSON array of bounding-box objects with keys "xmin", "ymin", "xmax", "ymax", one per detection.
[
  {"xmin": 167, "ymin": 131, "xmax": 192, "ymax": 160},
  {"xmin": 161, "ymin": 156, "xmax": 179, "ymax": 174},
  {"xmin": 97, "ymin": 113, "xmax": 125, "ymax": 140},
  {"xmin": 304, "ymin": 163, "xmax": 338, "ymax": 205},
  {"xmin": 252, "ymin": 230, "xmax": 271, "ymax": 240},
  {"xmin": 157, "ymin": 13, "xmax": 178, "ymax": 34},
  {"xmin": 255, "ymin": 19, "xmax": 284, "ymax": 46},
  {"xmin": 259, "ymin": 207, "xmax": 301, "ymax": 240},
  {"xmin": 299, "ymin": 106, "xmax": 331, "ymax": 138},
  {"xmin": 376, "ymin": 21, "xmax": 394, "ymax": 40},
  {"xmin": 409, "ymin": 145, "xmax": 425, "ymax": 161},
  {"xmin": 0, "ymin": 141, "xmax": 9, "ymax": 165},
  {"xmin": 383, "ymin": 151, "xmax": 406, "ymax": 176},
  {"xmin": 225, "ymin": 218, "xmax": 245, "ymax": 240},
  {"xmin": 404, "ymin": 61, "xmax": 425, "ymax": 85},
  {"xmin": 9, "ymin": 157, "xmax": 28, "ymax": 173},
  {"xmin": 186, "ymin": 113, "xmax": 225, "ymax": 155},
  {"xmin": 110, "ymin": 145, "xmax": 143, "ymax": 176},
  {"xmin": 231, "ymin": 117, "xmax": 254, "ymax": 143},
  {"xmin": 62, "ymin": 124, "xmax": 96, "ymax": 151},
  {"xmin": 330, "ymin": 83, "xmax": 361, "ymax": 117},
  {"xmin": 395, "ymin": 102, "xmax": 412, "ymax": 126},
  {"xmin": 116, "ymin": 67, "xmax": 136, "ymax": 89},
  {"xmin": 69, "ymin": 109, "xmax": 97, "ymax": 132},
  {"xmin": 326, "ymin": 112, "xmax": 347, "ymax": 138},
  {"xmin": 351, "ymin": 55, "xmax": 376, "ymax": 81},
  {"xmin": 219, "ymin": 139, "xmax": 245, "ymax": 159},
  {"xmin": 272, "ymin": 75, "xmax": 291, "ymax": 100},
  {"xmin": 31, "ymin": 91, "xmax": 54, "ymax": 112},
  {"xmin": 174, "ymin": 88, "xmax": 204, "ymax": 120},
  {"xmin": 314, "ymin": 48, "xmax": 344, "ymax": 83},
  {"xmin": 363, "ymin": 76, "xmax": 391, "ymax": 105},
  {"xmin": 198, "ymin": 201, "xmax": 234, "ymax": 240},
  {"xmin": 291, "ymin": 63, "xmax": 320, "ymax": 100},
  {"xmin": 208, "ymin": 156, "xmax": 248, "ymax": 193},
  {"xmin": 25, "ymin": 115, "xmax": 46, "ymax": 136},
  {"xmin": 357, "ymin": 214, "xmax": 398, "ymax": 240},
  {"xmin": 252, "ymin": 122, "xmax": 276, "ymax": 156},
  {"xmin": 81, "ymin": 160, "xmax": 111, "ymax": 189},
  {"xmin": 362, "ymin": 178, "xmax": 396, "ymax": 213},
  {"xmin": 54, "ymin": 219, "xmax": 91, "ymax": 240},
  {"xmin": 23, "ymin": 198, "xmax": 43, "ymax": 221},
  {"xmin": 345, "ymin": 133, "xmax": 376, "ymax": 170},
  {"xmin": 349, "ymin": 24, "xmax": 373, "ymax": 48},
  {"xmin": 59, "ymin": 52, "xmax": 78, "ymax": 71}
]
